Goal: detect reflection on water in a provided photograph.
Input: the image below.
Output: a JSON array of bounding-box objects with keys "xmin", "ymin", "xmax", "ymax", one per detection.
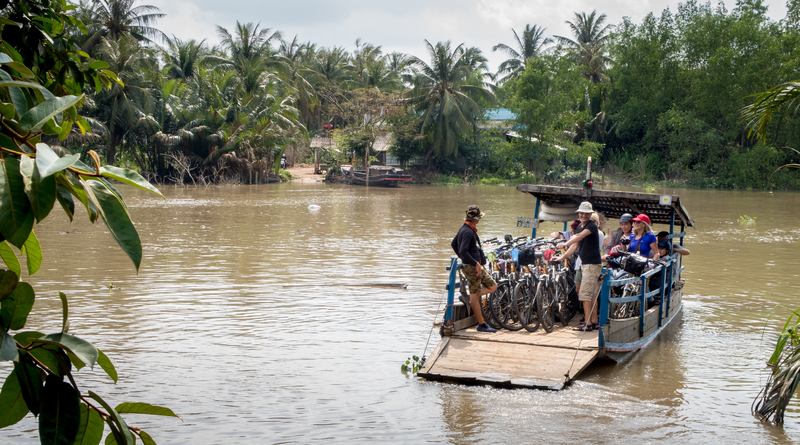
[{"xmin": 2, "ymin": 183, "xmax": 800, "ymax": 443}]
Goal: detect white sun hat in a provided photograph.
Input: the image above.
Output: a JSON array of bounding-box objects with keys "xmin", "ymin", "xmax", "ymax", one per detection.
[{"xmin": 576, "ymin": 201, "xmax": 594, "ymax": 213}]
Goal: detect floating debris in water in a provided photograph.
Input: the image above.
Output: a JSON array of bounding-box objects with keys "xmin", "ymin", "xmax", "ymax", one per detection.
[{"xmin": 308, "ymin": 205, "xmax": 321, "ymax": 211}]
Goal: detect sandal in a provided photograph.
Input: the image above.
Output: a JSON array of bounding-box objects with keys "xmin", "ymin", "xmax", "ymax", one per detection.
[
  {"xmin": 573, "ymin": 323, "xmax": 588, "ymax": 331},
  {"xmin": 574, "ymin": 323, "xmax": 594, "ymax": 332}
]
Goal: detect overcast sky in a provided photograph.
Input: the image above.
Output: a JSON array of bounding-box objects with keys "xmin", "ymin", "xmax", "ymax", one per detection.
[{"xmin": 147, "ymin": 0, "xmax": 789, "ymax": 71}]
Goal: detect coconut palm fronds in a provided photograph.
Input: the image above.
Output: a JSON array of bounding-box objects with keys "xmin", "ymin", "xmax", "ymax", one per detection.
[{"xmin": 753, "ymin": 309, "xmax": 800, "ymax": 425}]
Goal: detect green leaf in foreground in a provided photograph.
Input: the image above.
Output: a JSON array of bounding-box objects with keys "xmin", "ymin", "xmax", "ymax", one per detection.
[
  {"xmin": 0, "ymin": 369, "xmax": 28, "ymax": 427},
  {"xmin": 14, "ymin": 351, "xmax": 42, "ymax": 417},
  {"xmin": 89, "ymin": 391, "xmax": 134, "ymax": 445},
  {"xmin": 82, "ymin": 179, "xmax": 141, "ymax": 271},
  {"xmin": 0, "ymin": 267, "xmax": 19, "ymax": 301},
  {"xmin": 59, "ymin": 291, "xmax": 69, "ymax": 333},
  {"xmin": 4, "ymin": 61, "xmax": 35, "ymax": 79},
  {"xmin": 137, "ymin": 430, "xmax": 157, "ymax": 445},
  {"xmin": 0, "ymin": 330, "xmax": 18, "ymax": 361},
  {"xmin": 19, "ymin": 94, "xmax": 83, "ymax": 132},
  {"xmin": 115, "ymin": 402, "xmax": 182, "ymax": 420},
  {"xmin": 39, "ymin": 374, "xmax": 80, "ymax": 445},
  {"xmin": 36, "ymin": 143, "xmax": 80, "ymax": 178},
  {"xmin": 0, "ymin": 152, "xmax": 35, "ymax": 248},
  {"xmin": 100, "ymin": 166, "xmax": 164, "ymax": 198},
  {"xmin": 33, "ymin": 332, "xmax": 98, "ymax": 369},
  {"xmin": 21, "ymin": 229, "xmax": 41, "ymax": 275},
  {"xmin": 13, "ymin": 330, "xmax": 44, "ymax": 346},
  {"xmin": 27, "ymin": 344, "xmax": 69, "ymax": 377},
  {"xmin": 0, "ymin": 281, "xmax": 35, "ymax": 330},
  {"xmin": 97, "ymin": 348, "xmax": 117, "ymax": 383},
  {"xmin": 73, "ymin": 403, "xmax": 105, "ymax": 445},
  {"xmin": 20, "ymin": 154, "xmax": 56, "ymax": 223}
]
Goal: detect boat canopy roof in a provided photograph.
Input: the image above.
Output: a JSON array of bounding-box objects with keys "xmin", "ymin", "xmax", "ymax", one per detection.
[{"xmin": 516, "ymin": 184, "xmax": 695, "ymax": 229}]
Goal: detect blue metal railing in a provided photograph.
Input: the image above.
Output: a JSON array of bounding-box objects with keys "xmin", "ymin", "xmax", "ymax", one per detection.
[
  {"xmin": 598, "ymin": 253, "xmax": 683, "ymax": 346},
  {"xmin": 444, "ymin": 257, "xmax": 460, "ymax": 327}
]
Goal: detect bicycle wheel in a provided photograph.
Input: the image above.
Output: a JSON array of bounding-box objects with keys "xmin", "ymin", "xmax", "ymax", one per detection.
[
  {"xmin": 554, "ymin": 277, "xmax": 570, "ymax": 326},
  {"xmin": 480, "ymin": 294, "xmax": 502, "ymax": 330},
  {"xmin": 537, "ymin": 281, "xmax": 555, "ymax": 333},
  {"xmin": 514, "ymin": 279, "xmax": 540, "ymax": 332},
  {"xmin": 490, "ymin": 281, "xmax": 523, "ymax": 331}
]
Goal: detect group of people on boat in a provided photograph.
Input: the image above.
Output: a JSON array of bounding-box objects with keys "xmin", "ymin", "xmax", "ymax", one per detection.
[{"xmin": 452, "ymin": 202, "xmax": 690, "ymax": 333}]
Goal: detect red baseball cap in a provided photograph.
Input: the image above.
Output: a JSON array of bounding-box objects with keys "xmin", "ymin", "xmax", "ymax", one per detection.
[
  {"xmin": 571, "ymin": 220, "xmax": 580, "ymax": 228},
  {"xmin": 631, "ymin": 214, "xmax": 651, "ymax": 225}
]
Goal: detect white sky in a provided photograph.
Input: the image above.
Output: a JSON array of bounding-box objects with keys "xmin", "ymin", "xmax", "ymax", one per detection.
[{"xmin": 147, "ymin": 0, "xmax": 789, "ymax": 71}]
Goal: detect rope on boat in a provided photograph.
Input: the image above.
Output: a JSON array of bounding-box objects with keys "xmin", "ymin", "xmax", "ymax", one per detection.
[
  {"xmin": 422, "ymin": 286, "xmax": 449, "ymax": 362},
  {"xmin": 566, "ymin": 284, "xmax": 602, "ymax": 380}
]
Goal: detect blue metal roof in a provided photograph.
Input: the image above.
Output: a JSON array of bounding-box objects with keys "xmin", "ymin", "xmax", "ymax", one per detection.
[{"xmin": 485, "ymin": 108, "xmax": 517, "ymax": 120}]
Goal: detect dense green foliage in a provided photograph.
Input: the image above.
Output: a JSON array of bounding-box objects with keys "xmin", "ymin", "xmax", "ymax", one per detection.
[
  {"xmin": 0, "ymin": 1, "xmax": 178, "ymax": 443},
  {"xmin": 601, "ymin": 0, "xmax": 800, "ymax": 188},
  {"xmin": 0, "ymin": 0, "xmax": 797, "ymax": 188}
]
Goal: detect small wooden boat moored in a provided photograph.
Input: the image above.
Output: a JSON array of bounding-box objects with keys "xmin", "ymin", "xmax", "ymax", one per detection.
[
  {"xmin": 341, "ymin": 164, "xmax": 412, "ymax": 187},
  {"xmin": 418, "ymin": 176, "xmax": 694, "ymax": 390}
]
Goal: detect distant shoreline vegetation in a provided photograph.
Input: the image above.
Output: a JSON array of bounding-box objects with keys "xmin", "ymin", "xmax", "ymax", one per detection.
[{"xmin": 21, "ymin": 0, "xmax": 800, "ymax": 190}]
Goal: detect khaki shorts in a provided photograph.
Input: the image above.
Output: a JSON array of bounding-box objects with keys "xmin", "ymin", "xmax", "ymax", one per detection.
[
  {"xmin": 578, "ymin": 264, "xmax": 602, "ymax": 301},
  {"xmin": 462, "ymin": 264, "xmax": 497, "ymax": 295}
]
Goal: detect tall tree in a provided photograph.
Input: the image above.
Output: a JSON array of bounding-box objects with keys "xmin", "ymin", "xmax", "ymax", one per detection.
[
  {"xmin": 94, "ymin": 35, "xmax": 156, "ymax": 164},
  {"xmin": 78, "ymin": 0, "xmax": 166, "ymax": 52},
  {"xmin": 406, "ymin": 40, "xmax": 495, "ymax": 165},
  {"xmin": 555, "ymin": 10, "xmax": 614, "ymax": 83},
  {"xmin": 162, "ymin": 36, "xmax": 207, "ymax": 80},
  {"xmin": 492, "ymin": 24, "xmax": 552, "ymax": 85}
]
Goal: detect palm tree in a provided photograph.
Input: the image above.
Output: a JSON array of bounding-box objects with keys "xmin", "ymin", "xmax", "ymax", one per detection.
[
  {"xmin": 162, "ymin": 36, "xmax": 207, "ymax": 80},
  {"xmin": 94, "ymin": 35, "xmax": 156, "ymax": 164},
  {"xmin": 741, "ymin": 80, "xmax": 800, "ymax": 141},
  {"xmin": 492, "ymin": 24, "xmax": 552, "ymax": 85},
  {"xmin": 78, "ymin": 0, "xmax": 166, "ymax": 53},
  {"xmin": 277, "ymin": 36, "xmax": 318, "ymax": 129},
  {"xmin": 554, "ymin": 10, "xmax": 614, "ymax": 83},
  {"xmin": 406, "ymin": 40, "xmax": 496, "ymax": 165},
  {"xmin": 210, "ymin": 21, "xmax": 282, "ymax": 75}
]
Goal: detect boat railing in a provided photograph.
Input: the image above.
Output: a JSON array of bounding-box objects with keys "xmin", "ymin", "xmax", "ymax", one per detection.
[
  {"xmin": 443, "ymin": 257, "xmax": 460, "ymax": 328},
  {"xmin": 598, "ymin": 252, "xmax": 684, "ymax": 347}
]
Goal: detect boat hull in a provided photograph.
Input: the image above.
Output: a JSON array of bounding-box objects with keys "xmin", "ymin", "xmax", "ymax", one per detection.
[
  {"xmin": 341, "ymin": 165, "xmax": 412, "ymax": 187},
  {"xmin": 600, "ymin": 284, "xmax": 683, "ymax": 362}
]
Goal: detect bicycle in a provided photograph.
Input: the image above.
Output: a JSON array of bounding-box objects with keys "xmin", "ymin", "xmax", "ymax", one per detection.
[{"xmin": 487, "ymin": 236, "xmax": 527, "ymax": 331}]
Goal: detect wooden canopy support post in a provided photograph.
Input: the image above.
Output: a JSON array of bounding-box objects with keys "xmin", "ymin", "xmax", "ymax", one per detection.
[
  {"xmin": 669, "ymin": 209, "xmax": 675, "ymax": 239},
  {"xmin": 532, "ymin": 197, "xmax": 541, "ymax": 238}
]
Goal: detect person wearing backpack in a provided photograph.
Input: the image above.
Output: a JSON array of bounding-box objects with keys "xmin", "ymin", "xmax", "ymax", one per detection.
[{"xmin": 451, "ymin": 205, "xmax": 498, "ymax": 333}]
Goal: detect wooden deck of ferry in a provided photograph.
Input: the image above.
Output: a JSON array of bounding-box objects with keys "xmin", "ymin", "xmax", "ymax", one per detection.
[{"xmin": 419, "ymin": 303, "xmax": 600, "ymax": 390}]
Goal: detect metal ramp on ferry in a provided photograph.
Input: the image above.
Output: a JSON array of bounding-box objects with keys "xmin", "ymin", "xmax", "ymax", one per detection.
[{"xmin": 418, "ymin": 317, "xmax": 600, "ymax": 390}]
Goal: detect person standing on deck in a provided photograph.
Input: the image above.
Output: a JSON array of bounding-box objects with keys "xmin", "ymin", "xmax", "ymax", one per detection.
[
  {"xmin": 556, "ymin": 202, "xmax": 602, "ymax": 332},
  {"xmin": 451, "ymin": 205, "xmax": 498, "ymax": 333}
]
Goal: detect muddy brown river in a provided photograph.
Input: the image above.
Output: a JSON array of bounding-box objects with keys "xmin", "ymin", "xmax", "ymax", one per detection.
[{"xmin": 2, "ymin": 182, "xmax": 800, "ymax": 443}]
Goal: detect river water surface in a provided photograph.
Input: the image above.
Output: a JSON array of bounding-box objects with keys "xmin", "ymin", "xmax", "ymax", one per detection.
[{"xmin": 2, "ymin": 182, "xmax": 800, "ymax": 444}]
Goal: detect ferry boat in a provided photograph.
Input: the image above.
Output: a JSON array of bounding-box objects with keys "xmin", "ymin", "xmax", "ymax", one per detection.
[
  {"xmin": 418, "ymin": 179, "xmax": 693, "ymax": 390},
  {"xmin": 340, "ymin": 165, "xmax": 412, "ymax": 187}
]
